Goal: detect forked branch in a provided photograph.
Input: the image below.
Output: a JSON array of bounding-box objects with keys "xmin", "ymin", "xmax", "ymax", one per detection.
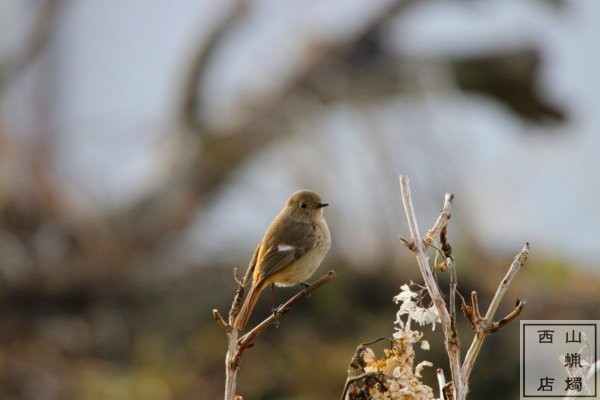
[
  {"xmin": 461, "ymin": 243, "xmax": 529, "ymax": 383},
  {"xmin": 399, "ymin": 175, "xmax": 527, "ymax": 399}
]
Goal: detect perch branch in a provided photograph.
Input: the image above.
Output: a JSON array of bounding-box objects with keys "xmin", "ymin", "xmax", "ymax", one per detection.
[
  {"xmin": 399, "ymin": 175, "xmax": 465, "ymax": 400},
  {"xmin": 221, "ymin": 270, "xmax": 336, "ymax": 400},
  {"xmin": 234, "ymin": 271, "xmax": 337, "ymax": 367},
  {"xmin": 461, "ymin": 243, "xmax": 529, "ymax": 383}
]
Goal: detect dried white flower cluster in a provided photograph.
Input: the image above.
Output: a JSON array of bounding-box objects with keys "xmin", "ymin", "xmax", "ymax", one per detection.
[
  {"xmin": 393, "ymin": 284, "xmax": 440, "ymax": 336},
  {"xmin": 345, "ymin": 284, "xmax": 440, "ymax": 399}
]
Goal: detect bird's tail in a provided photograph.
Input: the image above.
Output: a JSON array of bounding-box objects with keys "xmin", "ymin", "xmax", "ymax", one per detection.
[{"xmin": 234, "ymin": 283, "xmax": 263, "ymax": 330}]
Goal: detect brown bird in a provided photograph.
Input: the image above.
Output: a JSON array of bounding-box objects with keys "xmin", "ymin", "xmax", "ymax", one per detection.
[{"xmin": 234, "ymin": 190, "xmax": 331, "ymax": 330}]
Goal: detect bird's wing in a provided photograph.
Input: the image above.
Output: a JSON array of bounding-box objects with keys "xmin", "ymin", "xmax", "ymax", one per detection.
[
  {"xmin": 242, "ymin": 243, "xmax": 261, "ymax": 286},
  {"xmin": 255, "ymin": 221, "xmax": 317, "ymax": 283}
]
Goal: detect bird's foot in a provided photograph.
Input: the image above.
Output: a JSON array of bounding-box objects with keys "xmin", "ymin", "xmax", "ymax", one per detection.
[
  {"xmin": 300, "ymin": 281, "xmax": 311, "ymax": 296},
  {"xmin": 271, "ymin": 307, "xmax": 280, "ymax": 328}
]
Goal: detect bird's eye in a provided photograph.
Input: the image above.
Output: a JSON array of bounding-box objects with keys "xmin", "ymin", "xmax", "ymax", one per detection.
[{"xmin": 299, "ymin": 202, "xmax": 307, "ymax": 209}]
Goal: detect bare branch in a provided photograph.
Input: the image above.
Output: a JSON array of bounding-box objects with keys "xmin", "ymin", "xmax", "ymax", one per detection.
[
  {"xmin": 0, "ymin": 0, "xmax": 65, "ymax": 95},
  {"xmin": 471, "ymin": 291, "xmax": 482, "ymax": 321},
  {"xmin": 213, "ymin": 309, "xmax": 229, "ymax": 332},
  {"xmin": 234, "ymin": 271, "xmax": 337, "ymax": 367},
  {"xmin": 489, "ymin": 300, "xmax": 525, "ymax": 333},
  {"xmin": 179, "ymin": 0, "xmax": 248, "ymax": 132},
  {"xmin": 399, "ymin": 175, "xmax": 465, "ymax": 400},
  {"xmin": 124, "ymin": 0, "xmax": 417, "ymax": 255},
  {"xmin": 398, "ymin": 176, "xmax": 527, "ymax": 399},
  {"xmin": 220, "ymin": 270, "xmax": 336, "ymax": 400},
  {"xmin": 436, "ymin": 368, "xmax": 447, "ymax": 400},
  {"xmin": 485, "ymin": 243, "xmax": 529, "ymax": 321},
  {"xmin": 461, "ymin": 243, "xmax": 529, "ymax": 383},
  {"xmin": 447, "ymin": 257, "xmax": 459, "ymax": 340},
  {"xmin": 424, "ymin": 193, "xmax": 454, "ymax": 246}
]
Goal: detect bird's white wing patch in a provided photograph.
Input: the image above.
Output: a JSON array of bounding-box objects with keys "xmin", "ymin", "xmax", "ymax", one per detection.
[{"xmin": 278, "ymin": 244, "xmax": 295, "ymax": 252}]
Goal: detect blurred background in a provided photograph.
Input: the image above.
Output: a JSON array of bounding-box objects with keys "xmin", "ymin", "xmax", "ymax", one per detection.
[{"xmin": 1, "ymin": 0, "xmax": 599, "ymax": 399}]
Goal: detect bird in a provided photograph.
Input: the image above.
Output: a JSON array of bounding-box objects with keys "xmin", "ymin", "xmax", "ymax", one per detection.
[{"xmin": 234, "ymin": 190, "xmax": 331, "ymax": 330}]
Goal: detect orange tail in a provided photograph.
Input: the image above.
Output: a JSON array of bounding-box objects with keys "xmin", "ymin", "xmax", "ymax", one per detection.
[{"xmin": 234, "ymin": 282, "xmax": 265, "ymax": 330}]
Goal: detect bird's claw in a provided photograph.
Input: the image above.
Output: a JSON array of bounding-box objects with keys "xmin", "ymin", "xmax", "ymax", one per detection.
[
  {"xmin": 300, "ymin": 281, "xmax": 311, "ymax": 297},
  {"xmin": 271, "ymin": 307, "xmax": 280, "ymax": 328}
]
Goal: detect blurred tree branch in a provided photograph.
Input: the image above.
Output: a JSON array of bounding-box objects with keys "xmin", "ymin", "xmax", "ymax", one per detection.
[
  {"xmin": 0, "ymin": 0, "xmax": 419, "ymax": 311},
  {"xmin": 2, "ymin": 0, "xmax": 559, "ymax": 278},
  {"xmin": 126, "ymin": 0, "xmax": 412, "ymax": 248},
  {"xmin": 0, "ymin": 0, "xmax": 553, "ymax": 314},
  {"xmin": 126, "ymin": 0, "xmax": 564, "ymax": 252},
  {"xmin": 0, "ymin": 0, "xmax": 65, "ymax": 95}
]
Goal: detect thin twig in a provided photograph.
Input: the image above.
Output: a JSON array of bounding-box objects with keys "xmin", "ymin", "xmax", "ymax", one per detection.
[
  {"xmin": 234, "ymin": 271, "xmax": 337, "ymax": 367},
  {"xmin": 222, "ymin": 270, "xmax": 336, "ymax": 400},
  {"xmin": 399, "ymin": 175, "xmax": 465, "ymax": 400},
  {"xmin": 485, "ymin": 243, "xmax": 529, "ymax": 321},
  {"xmin": 424, "ymin": 193, "xmax": 454, "ymax": 246},
  {"xmin": 461, "ymin": 243, "xmax": 529, "ymax": 384},
  {"xmin": 447, "ymin": 257, "xmax": 459, "ymax": 345},
  {"xmin": 489, "ymin": 299, "xmax": 524, "ymax": 332},
  {"xmin": 436, "ymin": 368, "xmax": 447, "ymax": 400},
  {"xmin": 213, "ymin": 309, "xmax": 229, "ymax": 331},
  {"xmin": 471, "ymin": 291, "xmax": 482, "ymax": 321}
]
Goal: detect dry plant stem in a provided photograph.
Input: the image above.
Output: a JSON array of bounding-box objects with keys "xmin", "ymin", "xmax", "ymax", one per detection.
[
  {"xmin": 213, "ymin": 309, "xmax": 228, "ymax": 331},
  {"xmin": 399, "ymin": 175, "xmax": 465, "ymax": 400},
  {"xmin": 436, "ymin": 368, "xmax": 447, "ymax": 400},
  {"xmin": 471, "ymin": 292, "xmax": 482, "ymax": 321},
  {"xmin": 447, "ymin": 257, "xmax": 460, "ymax": 351},
  {"xmin": 424, "ymin": 193, "xmax": 454, "ymax": 245},
  {"xmin": 340, "ymin": 338, "xmax": 392, "ymax": 400},
  {"xmin": 461, "ymin": 243, "xmax": 529, "ymax": 384},
  {"xmin": 447, "ymin": 258, "xmax": 458, "ymax": 326},
  {"xmin": 490, "ymin": 300, "xmax": 524, "ymax": 332}
]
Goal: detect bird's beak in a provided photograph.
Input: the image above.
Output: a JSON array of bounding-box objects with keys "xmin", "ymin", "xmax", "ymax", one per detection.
[{"xmin": 316, "ymin": 202, "xmax": 329, "ymax": 208}]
